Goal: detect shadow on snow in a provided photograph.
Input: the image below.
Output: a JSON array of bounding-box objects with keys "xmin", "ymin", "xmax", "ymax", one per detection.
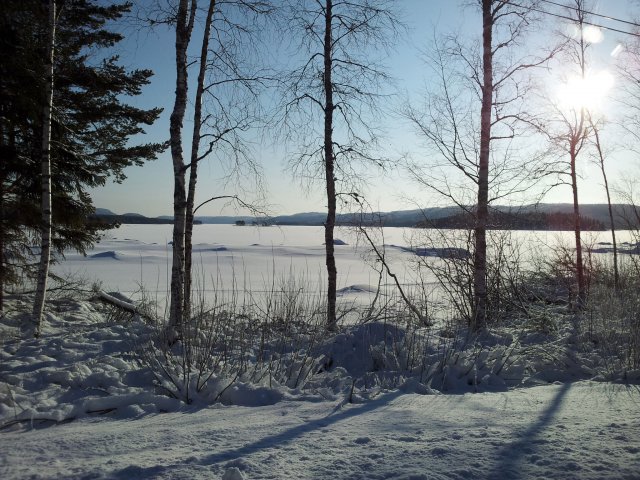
[
  {"xmin": 110, "ymin": 390, "xmax": 404, "ymax": 479},
  {"xmin": 487, "ymin": 382, "xmax": 572, "ymax": 480}
]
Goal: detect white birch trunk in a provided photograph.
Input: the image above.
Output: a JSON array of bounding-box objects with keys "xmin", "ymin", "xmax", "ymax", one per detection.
[
  {"xmin": 33, "ymin": 0, "xmax": 56, "ymax": 338},
  {"xmin": 184, "ymin": 0, "xmax": 216, "ymax": 321},
  {"xmin": 169, "ymin": 0, "xmax": 196, "ymax": 331}
]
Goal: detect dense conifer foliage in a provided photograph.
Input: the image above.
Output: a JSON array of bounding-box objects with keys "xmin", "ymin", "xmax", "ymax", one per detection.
[{"xmin": 0, "ymin": 0, "xmax": 163, "ymax": 306}]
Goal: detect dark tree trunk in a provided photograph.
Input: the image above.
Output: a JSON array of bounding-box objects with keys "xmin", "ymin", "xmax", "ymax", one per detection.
[
  {"xmin": 473, "ymin": 0, "xmax": 494, "ymax": 331},
  {"xmin": 184, "ymin": 0, "xmax": 216, "ymax": 320},
  {"xmin": 33, "ymin": 0, "xmax": 56, "ymax": 337},
  {"xmin": 571, "ymin": 12, "xmax": 588, "ymax": 309},
  {"xmin": 591, "ymin": 122, "xmax": 618, "ymax": 289},
  {"xmin": 570, "ymin": 140, "xmax": 586, "ymax": 307},
  {"xmin": 604, "ymin": 175, "xmax": 619, "ymax": 290},
  {"xmin": 323, "ymin": 0, "xmax": 337, "ymax": 330},
  {"xmin": 0, "ymin": 171, "xmax": 4, "ymax": 312},
  {"xmin": 0, "ymin": 118, "xmax": 6, "ymax": 312}
]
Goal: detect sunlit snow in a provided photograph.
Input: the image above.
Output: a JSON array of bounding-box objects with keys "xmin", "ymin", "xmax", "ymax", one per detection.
[{"xmin": 1, "ymin": 225, "xmax": 639, "ymax": 479}]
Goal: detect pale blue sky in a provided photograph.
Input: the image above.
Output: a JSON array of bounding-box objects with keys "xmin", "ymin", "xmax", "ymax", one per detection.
[{"xmin": 90, "ymin": 0, "xmax": 637, "ymax": 217}]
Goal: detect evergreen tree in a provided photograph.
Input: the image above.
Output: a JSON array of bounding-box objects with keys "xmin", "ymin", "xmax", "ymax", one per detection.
[{"xmin": 0, "ymin": 0, "xmax": 164, "ymax": 311}]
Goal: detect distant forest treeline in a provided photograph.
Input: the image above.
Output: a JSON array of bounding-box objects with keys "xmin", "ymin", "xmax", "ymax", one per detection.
[
  {"xmin": 89, "ymin": 214, "xmax": 201, "ymax": 226},
  {"xmin": 92, "ymin": 203, "xmax": 640, "ymax": 231},
  {"xmin": 415, "ymin": 211, "xmax": 605, "ymax": 231}
]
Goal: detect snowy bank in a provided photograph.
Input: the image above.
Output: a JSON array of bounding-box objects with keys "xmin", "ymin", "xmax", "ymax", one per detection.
[{"xmin": 1, "ymin": 290, "xmax": 639, "ymax": 479}]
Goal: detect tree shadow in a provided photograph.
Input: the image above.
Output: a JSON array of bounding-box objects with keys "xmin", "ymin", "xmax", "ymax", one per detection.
[
  {"xmin": 488, "ymin": 382, "xmax": 572, "ymax": 480},
  {"xmin": 109, "ymin": 390, "xmax": 403, "ymax": 478},
  {"xmin": 197, "ymin": 390, "xmax": 404, "ymax": 467}
]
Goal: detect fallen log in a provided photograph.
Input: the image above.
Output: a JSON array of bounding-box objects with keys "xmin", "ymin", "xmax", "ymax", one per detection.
[{"xmin": 97, "ymin": 291, "xmax": 137, "ymax": 313}]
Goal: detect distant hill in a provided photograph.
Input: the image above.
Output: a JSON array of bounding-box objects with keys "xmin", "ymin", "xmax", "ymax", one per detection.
[
  {"xmin": 417, "ymin": 209, "xmax": 606, "ymax": 231},
  {"xmin": 498, "ymin": 204, "xmax": 638, "ymax": 230},
  {"xmin": 89, "ymin": 214, "xmax": 175, "ymax": 225},
  {"xmin": 266, "ymin": 205, "xmax": 620, "ymax": 230},
  {"xmin": 90, "ymin": 210, "xmax": 201, "ymax": 226},
  {"xmin": 93, "ymin": 203, "xmax": 640, "ymax": 230},
  {"xmin": 94, "ymin": 207, "xmax": 117, "ymax": 216}
]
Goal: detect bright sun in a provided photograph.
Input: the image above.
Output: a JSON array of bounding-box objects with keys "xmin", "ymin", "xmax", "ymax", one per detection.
[{"xmin": 557, "ymin": 70, "xmax": 615, "ymax": 112}]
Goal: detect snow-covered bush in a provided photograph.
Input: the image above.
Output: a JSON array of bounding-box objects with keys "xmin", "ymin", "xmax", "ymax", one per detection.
[
  {"xmin": 583, "ymin": 258, "xmax": 640, "ymax": 376},
  {"xmin": 136, "ymin": 274, "xmax": 332, "ymax": 404},
  {"xmin": 127, "ymin": 225, "xmax": 640, "ymax": 408},
  {"xmin": 409, "ymin": 228, "xmax": 534, "ymax": 328},
  {"xmin": 516, "ymin": 248, "xmax": 640, "ymax": 380}
]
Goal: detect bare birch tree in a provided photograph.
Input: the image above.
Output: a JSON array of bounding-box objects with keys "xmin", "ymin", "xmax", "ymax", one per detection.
[
  {"xmin": 168, "ymin": 0, "xmax": 196, "ymax": 333},
  {"xmin": 542, "ymin": 0, "xmax": 602, "ymax": 307},
  {"xmin": 281, "ymin": 0, "xmax": 401, "ymax": 330},
  {"xmin": 406, "ymin": 0, "xmax": 554, "ymax": 330},
  {"xmin": 33, "ymin": 0, "xmax": 57, "ymax": 337},
  {"xmin": 165, "ymin": 0, "xmax": 271, "ymax": 330},
  {"xmin": 589, "ymin": 115, "xmax": 618, "ymax": 289},
  {"xmin": 183, "ymin": 0, "xmax": 216, "ymax": 322},
  {"xmin": 183, "ymin": 0, "xmax": 272, "ymax": 320},
  {"xmin": 562, "ymin": 1, "xmax": 589, "ymax": 307}
]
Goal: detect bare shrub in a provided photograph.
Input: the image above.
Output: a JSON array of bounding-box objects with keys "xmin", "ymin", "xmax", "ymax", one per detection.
[
  {"xmin": 136, "ymin": 270, "xmax": 331, "ymax": 404},
  {"xmin": 521, "ymin": 237, "xmax": 640, "ymax": 376},
  {"xmin": 584, "ymin": 257, "xmax": 640, "ymax": 374},
  {"xmin": 405, "ymin": 228, "xmax": 532, "ymax": 328}
]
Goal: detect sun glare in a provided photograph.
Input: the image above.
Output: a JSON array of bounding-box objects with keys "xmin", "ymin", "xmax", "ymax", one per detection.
[
  {"xmin": 557, "ymin": 70, "xmax": 614, "ymax": 112},
  {"xmin": 567, "ymin": 24, "xmax": 604, "ymax": 44},
  {"xmin": 582, "ymin": 25, "xmax": 604, "ymax": 44}
]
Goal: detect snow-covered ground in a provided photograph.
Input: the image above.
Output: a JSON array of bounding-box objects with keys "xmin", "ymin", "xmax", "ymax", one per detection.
[
  {"xmin": 1, "ymin": 292, "xmax": 639, "ymax": 479},
  {"xmin": 2, "ymin": 380, "xmax": 639, "ymax": 480},
  {"xmin": 1, "ymin": 225, "xmax": 639, "ymax": 479}
]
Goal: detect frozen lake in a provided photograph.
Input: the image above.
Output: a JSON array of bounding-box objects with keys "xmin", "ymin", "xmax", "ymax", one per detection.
[
  {"xmin": 54, "ymin": 224, "xmax": 634, "ymax": 311},
  {"xmin": 56, "ymin": 224, "xmax": 417, "ymax": 307}
]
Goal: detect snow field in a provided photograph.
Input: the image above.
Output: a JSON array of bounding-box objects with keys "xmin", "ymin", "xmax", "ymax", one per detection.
[
  {"xmin": 1, "ymin": 380, "xmax": 638, "ymax": 479},
  {"xmin": 1, "ymin": 291, "xmax": 639, "ymax": 479},
  {"xmin": 1, "ymin": 224, "xmax": 639, "ymax": 479}
]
